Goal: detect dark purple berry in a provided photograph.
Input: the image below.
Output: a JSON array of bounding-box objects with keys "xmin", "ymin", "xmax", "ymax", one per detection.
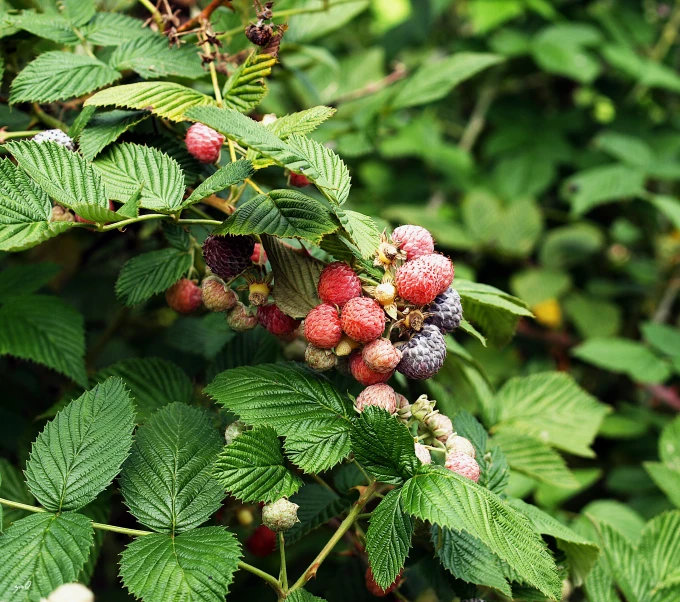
[
  {"xmin": 426, "ymin": 287, "xmax": 462, "ymax": 334},
  {"xmin": 203, "ymin": 235, "xmax": 255, "ymax": 280},
  {"xmin": 397, "ymin": 324, "xmax": 447, "ymax": 380}
]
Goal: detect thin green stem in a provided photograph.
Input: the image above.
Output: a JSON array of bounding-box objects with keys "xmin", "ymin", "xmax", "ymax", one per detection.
[
  {"xmin": 177, "ymin": 218, "xmax": 223, "ymax": 226},
  {"xmin": 97, "ymin": 213, "xmax": 168, "ymax": 231},
  {"xmin": 355, "ymin": 513, "xmax": 372, "ymax": 521},
  {"xmin": 289, "ymin": 481, "xmax": 379, "ymax": 592},
  {"xmin": 0, "ymin": 497, "xmax": 45, "ymax": 514},
  {"xmin": 0, "ymin": 130, "xmax": 38, "ymax": 143},
  {"xmin": 138, "ymin": 0, "xmax": 165, "ymax": 32},
  {"xmin": 32, "ymin": 104, "xmax": 67, "ymax": 131},
  {"xmin": 238, "ymin": 561, "xmax": 284, "ymax": 597},
  {"xmin": 205, "ymin": 42, "xmax": 224, "ymax": 108},
  {"xmin": 278, "ymin": 533, "xmax": 288, "ymax": 591}
]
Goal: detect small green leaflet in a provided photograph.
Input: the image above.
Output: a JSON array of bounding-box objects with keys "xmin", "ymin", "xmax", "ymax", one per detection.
[
  {"xmin": 78, "ymin": 109, "xmax": 150, "ymax": 160},
  {"xmin": 214, "ymin": 425, "xmax": 303, "ymax": 503},
  {"xmin": 120, "ymin": 403, "xmax": 224, "ymax": 533},
  {"xmin": 267, "ymin": 106, "xmax": 336, "ymax": 139},
  {"xmin": 184, "ymin": 159, "xmax": 254, "ymax": 206},
  {"xmin": 286, "ymin": 591, "xmax": 328, "ymax": 602},
  {"xmin": 25, "ymin": 377, "xmax": 135, "ymax": 511},
  {"xmin": 215, "ymin": 190, "xmax": 338, "ymax": 243},
  {"xmin": 222, "ymin": 51, "xmax": 277, "ymax": 112},
  {"xmin": 120, "ymin": 528, "xmax": 241, "ymax": 602},
  {"xmin": 4, "ymin": 11, "xmax": 81, "ymax": 45}
]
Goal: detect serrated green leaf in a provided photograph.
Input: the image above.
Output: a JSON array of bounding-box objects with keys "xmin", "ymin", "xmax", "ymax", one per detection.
[
  {"xmin": 222, "ymin": 51, "xmax": 277, "ymax": 112},
  {"xmin": 161, "ymin": 222, "xmax": 191, "ymax": 251},
  {"xmin": 262, "ymin": 235, "xmax": 324, "ymax": 318},
  {"xmin": 110, "ymin": 35, "xmax": 204, "ymax": 79},
  {"xmin": 0, "ymin": 294, "xmax": 86, "ymax": 385},
  {"xmin": 86, "ymin": 82, "xmax": 217, "ymax": 122},
  {"xmin": 214, "ymin": 425, "xmax": 302, "ymax": 503},
  {"xmin": 165, "ymin": 313, "xmax": 234, "ymax": 360},
  {"xmin": 432, "ymin": 526, "xmax": 512, "ymax": 596},
  {"xmin": 286, "ymin": 590, "xmax": 328, "ymax": 602},
  {"xmin": 6, "ymin": 141, "xmax": 109, "ymax": 213},
  {"xmin": 120, "ymin": 403, "xmax": 224, "ymax": 533},
  {"xmin": 4, "ymin": 11, "xmax": 80, "ymax": 44},
  {"xmin": 78, "ymin": 109, "xmax": 150, "ymax": 160},
  {"xmin": 94, "ymin": 357, "xmax": 193, "ymax": 422},
  {"xmin": 392, "ymin": 52, "xmax": 503, "ymax": 109},
  {"xmin": 490, "ymin": 371, "xmax": 610, "ymax": 457},
  {"xmin": 115, "ymin": 248, "xmax": 193, "ymax": 306},
  {"xmin": 184, "ymin": 159, "xmax": 254, "ymax": 206},
  {"xmin": 351, "ymin": 407, "xmax": 420, "ymax": 485},
  {"xmin": 509, "ymin": 498, "xmax": 600, "ymax": 586},
  {"xmin": 120, "ymin": 528, "xmax": 241, "ymax": 602},
  {"xmin": 366, "ymin": 488, "xmax": 414, "ymax": 589},
  {"xmin": 58, "ymin": 0, "xmax": 95, "ymax": 26},
  {"xmin": 216, "ymin": 190, "xmax": 338, "ymax": 243},
  {"xmin": 82, "ymin": 12, "xmax": 154, "ymax": 46},
  {"xmin": 68, "ymin": 105, "xmax": 96, "ymax": 141},
  {"xmin": 268, "ymin": 106, "xmax": 336, "ymax": 139},
  {"xmin": 0, "ymin": 159, "xmax": 73, "ymax": 251},
  {"xmin": 0, "ymin": 460, "xmax": 34, "ymax": 529},
  {"xmin": 284, "ymin": 421, "xmax": 353, "ymax": 473},
  {"xmin": 401, "ymin": 465, "xmax": 561, "ymax": 600},
  {"xmin": 25, "ymin": 377, "xmax": 135, "ymax": 511},
  {"xmin": 0, "ymin": 512, "xmax": 94, "ymax": 602},
  {"xmin": 285, "ymin": 484, "xmax": 352, "ymax": 545},
  {"xmin": 10, "ymin": 51, "xmax": 120, "ymax": 104},
  {"xmin": 92, "ymin": 143, "xmax": 184, "ymax": 211},
  {"xmin": 206, "ymin": 328, "xmax": 280, "ymax": 381},
  {"xmin": 70, "ymin": 202, "xmax": 123, "ymax": 224},
  {"xmin": 117, "ymin": 186, "xmax": 143, "ymax": 218},
  {"xmin": 334, "ymin": 209, "xmax": 380, "ymax": 260}
]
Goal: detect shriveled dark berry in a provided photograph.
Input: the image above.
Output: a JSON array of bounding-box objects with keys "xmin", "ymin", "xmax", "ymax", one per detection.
[{"xmin": 203, "ymin": 235, "xmax": 255, "ymax": 280}]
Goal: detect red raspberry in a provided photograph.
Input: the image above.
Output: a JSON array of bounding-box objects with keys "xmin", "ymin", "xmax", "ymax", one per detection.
[
  {"xmin": 365, "ymin": 567, "xmax": 402, "ymax": 597},
  {"xmin": 75, "ymin": 200, "xmax": 116, "ymax": 224},
  {"xmin": 362, "ymin": 338, "xmax": 402, "ymax": 373},
  {"xmin": 289, "ymin": 172, "xmax": 311, "ymax": 187},
  {"xmin": 247, "ymin": 525, "xmax": 277, "ymax": 557},
  {"xmin": 395, "ymin": 253, "xmax": 454, "ymax": 305},
  {"xmin": 166, "ymin": 278, "xmax": 202, "ymax": 314},
  {"xmin": 304, "ymin": 304, "xmax": 342, "ymax": 349},
  {"xmin": 445, "ymin": 452, "xmax": 480, "ymax": 482},
  {"xmin": 203, "ymin": 235, "xmax": 255, "ymax": 280},
  {"xmin": 414, "ymin": 442, "xmax": 432, "ymax": 465},
  {"xmin": 355, "ymin": 384, "xmax": 397, "ymax": 413},
  {"xmin": 349, "ymin": 352, "xmax": 392, "ymax": 386},
  {"xmin": 392, "ymin": 225, "xmax": 435, "ymax": 261},
  {"xmin": 251, "ymin": 242, "xmax": 267, "ymax": 265},
  {"xmin": 185, "ymin": 123, "xmax": 225, "ymax": 163},
  {"xmin": 318, "ymin": 262, "xmax": 362, "ymax": 307},
  {"xmin": 202, "ymin": 276, "xmax": 238, "ymax": 312},
  {"xmin": 341, "ymin": 297, "xmax": 385, "ymax": 343},
  {"xmin": 258, "ymin": 303, "xmax": 301, "ymax": 336}
]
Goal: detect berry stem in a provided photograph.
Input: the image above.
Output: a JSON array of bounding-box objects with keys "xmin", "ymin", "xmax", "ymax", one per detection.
[
  {"xmin": 0, "ymin": 130, "xmax": 39, "ymax": 143},
  {"xmin": 289, "ymin": 480, "xmax": 379, "ymax": 593},
  {"xmin": 138, "ymin": 0, "xmax": 165, "ymax": 32},
  {"xmin": 205, "ymin": 42, "xmax": 224, "ymax": 108},
  {"xmin": 278, "ymin": 533, "xmax": 288, "ymax": 591},
  {"xmin": 238, "ymin": 562, "xmax": 285, "ymax": 597}
]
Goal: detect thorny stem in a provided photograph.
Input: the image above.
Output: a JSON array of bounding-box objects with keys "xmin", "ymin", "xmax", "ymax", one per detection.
[
  {"xmin": 289, "ymin": 481, "xmax": 379, "ymax": 592},
  {"xmin": 138, "ymin": 0, "xmax": 165, "ymax": 32},
  {"xmin": 279, "ymin": 533, "xmax": 288, "ymax": 591}
]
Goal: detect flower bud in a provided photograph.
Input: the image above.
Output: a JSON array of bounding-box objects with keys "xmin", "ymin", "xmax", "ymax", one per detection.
[
  {"xmin": 410, "ymin": 394, "xmax": 436, "ymax": 421},
  {"xmin": 425, "ymin": 412, "xmax": 453, "ymax": 442},
  {"xmin": 262, "ymin": 498, "xmax": 300, "ymax": 532}
]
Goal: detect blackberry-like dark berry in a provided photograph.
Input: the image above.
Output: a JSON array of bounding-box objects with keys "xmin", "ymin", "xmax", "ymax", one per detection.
[
  {"xmin": 397, "ymin": 324, "xmax": 447, "ymax": 379},
  {"xmin": 426, "ymin": 287, "xmax": 462, "ymax": 333},
  {"xmin": 203, "ymin": 235, "xmax": 255, "ymax": 280}
]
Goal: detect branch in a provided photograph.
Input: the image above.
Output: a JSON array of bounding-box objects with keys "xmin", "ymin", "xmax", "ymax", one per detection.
[
  {"xmin": 177, "ymin": 0, "xmax": 234, "ymax": 33},
  {"xmin": 458, "ymin": 84, "xmax": 497, "ymax": 153}
]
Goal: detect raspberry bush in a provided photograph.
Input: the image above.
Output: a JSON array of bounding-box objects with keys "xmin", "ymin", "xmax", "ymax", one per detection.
[{"xmin": 1, "ymin": 2, "xmax": 679, "ymax": 602}]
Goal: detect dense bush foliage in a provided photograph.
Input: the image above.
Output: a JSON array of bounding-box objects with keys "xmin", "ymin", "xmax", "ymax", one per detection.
[{"xmin": 0, "ymin": 1, "xmax": 679, "ymax": 601}]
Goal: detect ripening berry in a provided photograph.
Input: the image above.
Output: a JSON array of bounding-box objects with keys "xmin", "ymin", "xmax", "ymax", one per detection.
[
  {"xmin": 226, "ymin": 302, "xmax": 258, "ymax": 331},
  {"xmin": 251, "ymin": 242, "xmax": 267, "ymax": 265},
  {"xmin": 304, "ymin": 304, "xmax": 343, "ymax": 349},
  {"xmin": 425, "ymin": 412, "xmax": 453, "ymax": 442},
  {"xmin": 166, "ymin": 279, "xmax": 202, "ymax": 314},
  {"xmin": 185, "ymin": 123, "xmax": 225, "ymax": 163},
  {"xmin": 392, "ymin": 224, "xmax": 435, "ymax": 260},
  {"xmin": 397, "ymin": 324, "xmax": 447, "ymax": 380},
  {"xmin": 341, "ymin": 297, "xmax": 386, "ymax": 343},
  {"xmin": 258, "ymin": 303, "xmax": 301, "ymax": 336},
  {"xmin": 33, "ymin": 129, "xmax": 75, "ymax": 151},
  {"xmin": 317, "ymin": 262, "xmax": 362, "ymax": 307},
  {"xmin": 203, "ymin": 235, "xmax": 255, "ymax": 280},
  {"xmin": 355, "ymin": 383, "xmax": 397, "ymax": 413},
  {"xmin": 202, "ymin": 276, "xmax": 238, "ymax": 312},
  {"xmin": 445, "ymin": 451, "xmax": 481, "ymax": 482},
  {"xmin": 248, "ymin": 281, "xmax": 271, "ymax": 306},
  {"xmin": 289, "ymin": 172, "xmax": 311, "ymax": 187},
  {"xmin": 374, "ymin": 282, "xmax": 397, "ymax": 306},
  {"xmin": 349, "ymin": 351, "xmax": 393, "ymax": 386},
  {"xmin": 414, "ymin": 442, "xmax": 432, "ymax": 465},
  {"xmin": 446, "ymin": 435, "xmax": 475, "ymax": 458},
  {"xmin": 362, "ymin": 338, "xmax": 402, "ymax": 373},
  {"xmin": 395, "ymin": 253, "xmax": 454, "ymax": 306},
  {"xmin": 246, "ymin": 22, "xmax": 273, "ymax": 46},
  {"xmin": 247, "ymin": 525, "xmax": 277, "ymax": 557},
  {"xmin": 46, "ymin": 583, "xmax": 94, "ymax": 602},
  {"xmin": 365, "ymin": 567, "xmax": 402, "ymax": 597},
  {"xmin": 305, "ymin": 345, "xmax": 338, "ymax": 371},
  {"xmin": 262, "ymin": 498, "xmax": 300, "ymax": 532}
]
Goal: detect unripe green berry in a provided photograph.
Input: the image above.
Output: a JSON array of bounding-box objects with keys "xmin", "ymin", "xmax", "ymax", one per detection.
[{"xmin": 262, "ymin": 498, "xmax": 300, "ymax": 532}]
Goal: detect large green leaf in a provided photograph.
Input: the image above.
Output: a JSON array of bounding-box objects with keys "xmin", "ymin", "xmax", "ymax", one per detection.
[
  {"xmin": 6, "ymin": 140, "xmax": 109, "ymax": 211},
  {"xmin": 401, "ymin": 465, "xmax": 561, "ymax": 600},
  {"xmin": 93, "ymin": 143, "xmax": 185, "ymax": 211},
  {"xmin": 532, "ymin": 23, "xmax": 601, "ymax": 83},
  {"xmin": 351, "ymin": 407, "xmax": 420, "ymax": 485},
  {"xmin": 10, "ymin": 51, "xmax": 120, "ymax": 103},
  {"xmin": 0, "ymin": 295, "xmax": 86, "ymax": 385},
  {"xmin": 214, "ymin": 425, "xmax": 302, "ymax": 503},
  {"xmin": 0, "ymin": 158, "xmax": 72, "ymax": 252},
  {"xmin": 222, "ymin": 51, "xmax": 277, "ymax": 112},
  {"xmin": 0, "ymin": 512, "xmax": 94, "ymax": 602},
  {"xmin": 109, "ymin": 35, "xmax": 204, "ymax": 79},
  {"xmin": 184, "ymin": 160, "xmax": 254, "ymax": 206},
  {"xmin": 640, "ymin": 511, "xmax": 680, "ymax": 592},
  {"xmin": 3, "ymin": 11, "xmax": 81, "ymax": 44},
  {"xmin": 82, "ymin": 12, "xmax": 154, "ymax": 45},
  {"xmin": 25, "ymin": 378, "xmax": 135, "ymax": 511},
  {"xmin": 490, "ymin": 371, "xmax": 610, "ymax": 457},
  {"xmin": 366, "ymin": 488, "xmax": 414, "ymax": 589},
  {"xmin": 120, "ymin": 403, "xmax": 223, "ymax": 534},
  {"xmin": 562, "ymin": 164, "xmax": 645, "ymax": 215},
  {"xmin": 333, "ymin": 209, "xmax": 381, "ymax": 259},
  {"xmin": 215, "ymin": 190, "xmax": 338, "ymax": 243},
  {"xmin": 86, "ymin": 82, "xmax": 217, "ymax": 122},
  {"xmin": 115, "ymin": 248, "xmax": 193, "ymax": 306},
  {"xmin": 0, "ymin": 460, "xmax": 34, "ymax": 529},
  {"xmin": 120, "ymin": 528, "xmax": 241, "ymax": 602},
  {"xmin": 78, "ymin": 109, "xmax": 150, "ymax": 160}
]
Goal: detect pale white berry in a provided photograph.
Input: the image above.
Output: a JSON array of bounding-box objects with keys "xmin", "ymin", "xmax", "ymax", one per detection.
[
  {"xmin": 445, "ymin": 435, "xmax": 476, "ymax": 458},
  {"xmin": 47, "ymin": 583, "xmax": 94, "ymax": 602},
  {"xmin": 425, "ymin": 412, "xmax": 453, "ymax": 442},
  {"xmin": 33, "ymin": 129, "xmax": 75, "ymax": 151},
  {"xmin": 262, "ymin": 498, "xmax": 300, "ymax": 532},
  {"xmin": 224, "ymin": 421, "xmax": 245, "ymax": 445},
  {"xmin": 414, "ymin": 442, "xmax": 432, "ymax": 465}
]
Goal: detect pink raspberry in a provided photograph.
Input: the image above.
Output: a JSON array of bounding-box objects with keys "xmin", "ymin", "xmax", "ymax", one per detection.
[
  {"xmin": 341, "ymin": 297, "xmax": 385, "ymax": 343},
  {"xmin": 257, "ymin": 303, "xmax": 301, "ymax": 336},
  {"xmin": 251, "ymin": 242, "xmax": 267, "ymax": 265},
  {"xmin": 362, "ymin": 338, "xmax": 402, "ymax": 373},
  {"xmin": 185, "ymin": 123, "xmax": 225, "ymax": 163},
  {"xmin": 395, "ymin": 253, "xmax": 454, "ymax": 305},
  {"xmin": 349, "ymin": 352, "xmax": 393, "ymax": 386},
  {"xmin": 304, "ymin": 304, "xmax": 343, "ymax": 349},
  {"xmin": 392, "ymin": 225, "xmax": 435, "ymax": 261},
  {"xmin": 355, "ymin": 383, "xmax": 397, "ymax": 413},
  {"xmin": 445, "ymin": 452, "xmax": 480, "ymax": 482},
  {"xmin": 317, "ymin": 262, "xmax": 362, "ymax": 307},
  {"xmin": 166, "ymin": 279, "xmax": 202, "ymax": 314},
  {"xmin": 202, "ymin": 276, "xmax": 238, "ymax": 312},
  {"xmin": 414, "ymin": 443, "xmax": 432, "ymax": 465}
]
